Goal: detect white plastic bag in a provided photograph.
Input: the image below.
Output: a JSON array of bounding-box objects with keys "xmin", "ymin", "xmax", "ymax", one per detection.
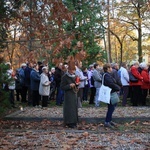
[{"xmin": 98, "ymin": 74, "xmax": 111, "ymax": 104}]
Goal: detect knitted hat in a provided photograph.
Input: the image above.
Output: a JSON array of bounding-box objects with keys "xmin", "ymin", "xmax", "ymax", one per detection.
[
  {"xmin": 21, "ymin": 63, "xmax": 27, "ymax": 67},
  {"xmin": 140, "ymin": 62, "xmax": 147, "ymax": 69},
  {"xmin": 42, "ymin": 66, "xmax": 48, "ymax": 70}
]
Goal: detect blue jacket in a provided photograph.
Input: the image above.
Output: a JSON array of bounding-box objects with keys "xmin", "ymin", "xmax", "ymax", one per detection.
[
  {"xmin": 30, "ymin": 69, "xmax": 40, "ymax": 91},
  {"xmin": 19, "ymin": 68, "xmax": 25, "ymax": 86}
]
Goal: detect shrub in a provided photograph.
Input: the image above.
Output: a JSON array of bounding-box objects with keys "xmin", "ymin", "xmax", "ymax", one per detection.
[{"xmin": 0, "ymin": 58, "xmax": 12, "ymax": 117}]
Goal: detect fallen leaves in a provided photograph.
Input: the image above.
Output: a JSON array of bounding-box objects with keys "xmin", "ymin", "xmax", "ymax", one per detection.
[
  {"xmin": 0, "ymin": 106, "xmax": 149, "ymax": 149},
  {"xmin": 142, "ymin": 121, "xmax": 150, "ymax": 125},
  {"xmin": 5, "ymin": 106, "xmax": 150, "ymax": 118},
  {"xmin": 0, "ymin": 129, "xmax": 149, "ymax": 150},
  {"xmin": 82, "ymin": 131, "xmax": 89, "ymax": 137}
]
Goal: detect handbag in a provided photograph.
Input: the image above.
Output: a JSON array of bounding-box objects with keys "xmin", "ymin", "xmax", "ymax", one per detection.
[
  {"xmin": 110, "ymin": 92, "xmax": 120, "ymax": 105},
  {"xmin": 129, "ymin": 71, "xmax": 138, "ymax": 82},
  {"xmin": 98, "ymin": 74, "xmax": 112, "ymax": 104}
]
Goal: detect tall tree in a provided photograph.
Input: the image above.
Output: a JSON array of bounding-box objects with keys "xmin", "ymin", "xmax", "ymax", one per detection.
[
  {"xmin": 115, "ymin": 0, "xmax": 150, "ymax": 62},
  {"xmin": 1, "ymin": 0, "xmax": 77, "ymax": 65},
  {"xmin": 63, "ymin": 0, "xmax": 105, "ymax": 65},
  {"xmin": 0, "ymin": 0, "xmax": 23, "ymax": 51},
  {"xmin": 106, "ymin": 0, "xmax": 112, "ymax": 63}
]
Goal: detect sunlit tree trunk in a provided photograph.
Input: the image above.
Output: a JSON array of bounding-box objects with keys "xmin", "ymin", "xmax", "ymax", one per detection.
[
  {"xmin": 107, "ymin": 0, "xmax": 112, "ymax": 63},
  {"xmin": 137, "ymin": 2, "xmax": 142, "ymax": 62}
]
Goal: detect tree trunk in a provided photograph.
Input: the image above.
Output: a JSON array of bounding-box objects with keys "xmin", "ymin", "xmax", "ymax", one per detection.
[
  {"xmin": 107, "ymin": 0, "xmax": 112, "ymax": 63},
  {"xmin": 120, "ymin": 43, "xmax": 123, "ymax": 64},
  {"xmin": 137, "ymin": 2, "xmax": 142, "ymax": 63}
]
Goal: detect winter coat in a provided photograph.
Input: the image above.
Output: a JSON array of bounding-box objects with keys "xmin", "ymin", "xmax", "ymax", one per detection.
[
  {"xmin": 75, "ymin": 67, "xmax": 87, "ymax": 88},
  {"xmin": 88, "ymin": 70, "xmax": 94, "ymax": 88},
  {"xmin": 119, "ymin": 67, "xmax": 129, "ymax": 86},
  {"xmin": 15, "ymin": 73, "xmax": 22, "ymax": 90},
  {"xmin": 60, "ymin": 73, "xmax": 78, "ymax": 124},
  {"xmin": 54, "ymin": 67, "xmax": 64, "ymax": 87},
  {"xmin": 24, "ymin": 67, "xmax": 32, "ymax": 87},
  {"xmin": 141, "ymin": 69, "xmax": 150, "ymax": 89},
  {"xmin": 39, "ymin": 73, "xmax": 50, "ymax": 96},
  {"xmin": 103, "ymin": 72, "xmax": 120, "ymax": 93},
  {"xmin": 92, "ymin": 69, "xmax": 102, "ymax": 88},
  {"xmin": 30, "ymin": 69, "xmax": 40, "ymax": 91},
  {"xmin": 111, "ymin": 68, "xmax": 122, "ymax": 86},
  {"xmin": 49, "ymin": 73, "xmax": 56, "ymax": 89},
  {"xmin": 7, "ymin": 69, "xmax": 15, "ymax": 90},
  {"xmin": 19, "ymin": 68, "xmax": 25, "ymax": 86},
  {"xmin": 83, "ymin": 71, "xmax": 89, "ymax": 87},
  {"xmin": 129, "ymin": 66, "xmax": 143, "ymax": 86}
]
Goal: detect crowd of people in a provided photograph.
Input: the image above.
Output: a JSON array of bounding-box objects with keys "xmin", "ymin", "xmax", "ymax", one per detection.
[{"xmin": 3, "ymin": 60, "xmax": 150, "ymax": 128}]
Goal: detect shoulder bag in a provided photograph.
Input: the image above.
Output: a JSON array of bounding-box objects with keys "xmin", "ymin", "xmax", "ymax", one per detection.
[
  {"xmin": 98, "ymin": 73, "xmax": 112, "ymax": 104},
  {"xmin": 129, "ymin": 71, "xmax": 138, "ymax": 82},
  {"xmin": 110, "ymin": 92, "xmax": 120, "ymax": 105}
]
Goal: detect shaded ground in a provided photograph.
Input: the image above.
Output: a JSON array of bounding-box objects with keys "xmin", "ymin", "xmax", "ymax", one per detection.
[{"xmin": 0, "ymin": 106, "xmax": 150, "ymax": 150}]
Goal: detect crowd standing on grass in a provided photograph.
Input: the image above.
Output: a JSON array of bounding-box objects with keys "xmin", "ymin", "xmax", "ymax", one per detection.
[{"xmin": 3, "ymin": 60, "xmax": 150, "ymax": 128}]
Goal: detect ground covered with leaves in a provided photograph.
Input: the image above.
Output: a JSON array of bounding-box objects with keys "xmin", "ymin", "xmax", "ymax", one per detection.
[{"xmin": 0, "ymin": 106, "xmax": 150, "ymax": 150}]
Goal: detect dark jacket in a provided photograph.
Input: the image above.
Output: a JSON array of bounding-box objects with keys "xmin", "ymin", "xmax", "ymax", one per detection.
[
  {"xmin": 30, "ymin": 69, "xmax": 40, "ymax": 91},
  {"xmin": 83, "ymin": 71, "xmax": 89, "ymax": 87},
  {"xmin": 54, "ymin": 67, "xmax": 64, "ymax": 87},
  {"xmin": 49, "ymin": 73, "xmax": 56, "ymax": 89},
  {"xmin": 103, "ymin": 72, "xmax": 120, "ymax": 93},
  {"xmin": 19, "ymin": 68, "xmax": 25, "ymax": 86},
  {"xmin": 15, "ymin": 73, "xmax": 22, "ymax": 90},
  {"xmin": 111, "ymin": 68, "xmax": 122, "ymax": 87},
  {"xmin": 60, "ymin": 73, "xmax": 78, "ymax": 124},
  {"xmin": 24, "ymin": 66, "xmax": 32, "ymax": 87}
]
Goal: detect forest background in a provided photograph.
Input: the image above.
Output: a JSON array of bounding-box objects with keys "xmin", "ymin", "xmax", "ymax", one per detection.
[{"xmin": 0, "ymin": 0, "xmax": 150, "ymax": 68}]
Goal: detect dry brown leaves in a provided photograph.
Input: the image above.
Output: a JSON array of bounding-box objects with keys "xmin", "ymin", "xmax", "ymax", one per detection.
[{"xmin": 0, "ymin": 119, "xmax": 149, "ymax": 149}]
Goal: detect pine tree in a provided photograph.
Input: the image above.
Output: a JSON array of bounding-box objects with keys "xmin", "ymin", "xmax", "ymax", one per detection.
[
  {"xmin": 63, "ymin": 0, "xmax": 106, "ymax": 65},
  {"xmin": 0, "ymin": 58, "xmax": 11, "ymax": 116}
]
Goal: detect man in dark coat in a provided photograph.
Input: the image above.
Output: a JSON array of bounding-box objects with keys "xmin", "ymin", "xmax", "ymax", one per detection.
[
  {"xmin": 60, "ymin": 62, "xmax": 78, "ymax": 128},
  {"xmin": 24, "ymin": 62, "xmax": 33, "ymax": 105},
  {"xmin": 54, "ymin": 63, "xmax": 64, "ymax": 106}
]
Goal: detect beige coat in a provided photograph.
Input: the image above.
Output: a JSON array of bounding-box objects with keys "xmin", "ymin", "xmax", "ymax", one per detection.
[{"xmin": 39, "ymin": 73, "xmax": 50, "ymax": 96}]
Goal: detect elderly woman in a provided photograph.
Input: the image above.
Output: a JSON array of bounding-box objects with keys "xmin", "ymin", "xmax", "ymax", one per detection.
[
  {"xmin": 140, "ymin": 63, "xmax": 150, "ymax": 106},
  {"xmin": 39, "ymin": 66, "xmax": 51, "ymax": 107},
  {"xmin": 75, "ymin": 61, "xmax": 87, "ymax": 108},
  {"xmin": 103, "ymin": 63, "xmax": 120, "ymax": 128},
  {"xmin": 130, "ymin": 61, "xmax": 143, "ymax": 106},
  {"xmin": 60, "ymin": 62, "xmax": 79, "ymax": 128},
  {"xmin": 30, "ymin": 64, "xmax": 40, "ymax": 107}
]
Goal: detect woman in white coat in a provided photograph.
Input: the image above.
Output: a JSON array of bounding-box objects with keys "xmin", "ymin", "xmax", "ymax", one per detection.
[{"xmin": 39, "ymin": 67, "xmax": 51, "ymax": 107}]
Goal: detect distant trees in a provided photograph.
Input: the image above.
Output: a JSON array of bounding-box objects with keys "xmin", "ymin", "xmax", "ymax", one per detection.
[
  {"xmin": 104, "ymin": 0, "xmax": 150, "ymax": 63},
  {"xmin": 0, "ymin": 0, "xmax": 150, "ymax": 66},
  {"xmin": 0, "ymin": 0, "xmax": 22, "ymax": 50},
  {"xmin": 1, "ymin": 0, "xmax": 105, "ymax": 66}
]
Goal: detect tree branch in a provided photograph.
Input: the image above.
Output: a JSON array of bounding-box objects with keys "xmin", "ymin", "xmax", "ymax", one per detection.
[
  {"xmin": 118, "ymin": 19, "xmax": 138, "ymax": 30},
  {"xmin": 126, "ymin": 33, "xmax": 138, "ymax": 41}
]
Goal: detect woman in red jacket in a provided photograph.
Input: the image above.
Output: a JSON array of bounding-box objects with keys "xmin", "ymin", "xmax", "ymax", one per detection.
[
  {"xmin": 130, "ymin": 61, "xmax": 143, "ymax": 106},
  {"xmin": 141, "ymin": 63, "xmax": 150, "ymax": 106}
]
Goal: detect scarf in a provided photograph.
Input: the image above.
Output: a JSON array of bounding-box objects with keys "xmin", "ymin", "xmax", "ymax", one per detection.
[{"xmin": 66, "ymin": 71, "xmax": 76, "ymax": 78}]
